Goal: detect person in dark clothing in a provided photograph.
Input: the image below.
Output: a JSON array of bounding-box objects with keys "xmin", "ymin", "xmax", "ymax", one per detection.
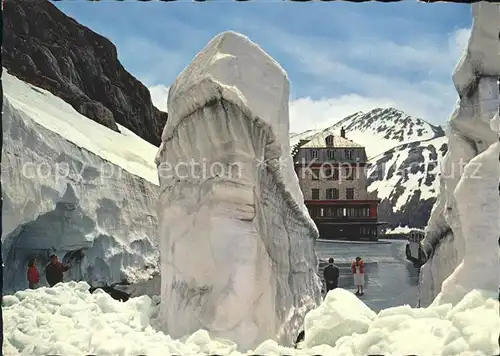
[
  {"xmin": 323, "ymin": 257, "xmax": 340, "ymax": 293},
  {"xmin": 294, "ymin": 330, "xmax": 305, "ymax": 349},
  {"xmin": 27, "ymin": 258, "xmax": 40, "ymax": 289},
  {"xmin": 45, "ymin": 254, "xmax": 70, "ymax": 287}
]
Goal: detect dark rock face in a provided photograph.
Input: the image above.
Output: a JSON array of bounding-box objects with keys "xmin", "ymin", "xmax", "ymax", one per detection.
[
  {"xmin": 3, "ymin": 0, "xmax": 167, "ymax": 146},
  {"xmin": 89, "ymin": 285, "xmax": 131, "ymax": 302},
  {"xmin": 333, "ymin": 108, "xmax": 445, "ymax": 145}
]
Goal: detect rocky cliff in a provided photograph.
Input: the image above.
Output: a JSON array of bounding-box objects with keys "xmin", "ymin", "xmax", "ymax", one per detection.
[{"xmin": 3, "ymin": 0, "xmax": 167, "ymax": 146}]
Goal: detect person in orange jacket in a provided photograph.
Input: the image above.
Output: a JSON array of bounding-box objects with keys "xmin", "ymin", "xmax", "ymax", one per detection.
[
  {"xmin": 351, "ymin": 256, "xmax": 365, "ymax": 295},
  {"xmin": 27, "ymin": 258, "xmax": 40, "ymax": 289}
]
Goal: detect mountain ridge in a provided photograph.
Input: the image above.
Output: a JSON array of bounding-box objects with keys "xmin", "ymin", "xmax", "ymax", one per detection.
[
  {"xmin": 3, "ymin": 0, "xmax": 167, "ymax": 146},
  {"xmin": 291, "ymin": 107, "xmax": 448, "ymax": 230}
]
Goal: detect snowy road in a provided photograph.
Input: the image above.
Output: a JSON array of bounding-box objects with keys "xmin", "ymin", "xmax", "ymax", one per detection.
[{"xmin": 316, "ymin": 239, "xmax": 420, "ymax": 312}]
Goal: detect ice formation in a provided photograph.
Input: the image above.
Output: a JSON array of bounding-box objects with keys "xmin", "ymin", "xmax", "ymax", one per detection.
[
  {"xmin": 3, "ymin": 283, "xmax": 499, "ymax": 355},
  {"xmin": 419, "ymin": 2, "xmax": 500, "ymax": 306},
  {"xmin": 2, "ymin": 69, "xmax": 160, "ymax": 293},
  {"xmin": 155, "ymin": 31, "xmax": 321, "ymax": 350}
]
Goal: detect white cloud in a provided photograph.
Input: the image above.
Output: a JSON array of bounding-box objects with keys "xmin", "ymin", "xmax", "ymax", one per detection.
[
  {"xmin": 452, "ymin": 28, "xmax": 472, "ymax": 59},
  {"xmin": 284, "ymin": 27, "xmax": 472, "ymax": 133},
  {"xmin": 289, "ymin": 95, "xmax": 396, "ymax": 133},
  {"xmin": 149, "ymin": 84, "xmax": 170, "ymax": 112},
  {"xmin": 137, "ymin": 19, "xmax": 472, "ymax": 135}
]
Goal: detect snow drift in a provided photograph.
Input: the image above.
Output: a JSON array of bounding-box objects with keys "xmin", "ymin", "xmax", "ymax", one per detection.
[
  {"xmin": 155, "ymin": 31, "xmax": 321, "ymax": 350},
  {"xmin": 419, "ymin": 2, "xmax": 500, "ymax": 306},
  {"xmin": 2, "ymin": 69, "xmax": 160, "ymax": 294},
  {"xmin": 3, "ymin": 282, "xmax": 498, "ymax": 355}
]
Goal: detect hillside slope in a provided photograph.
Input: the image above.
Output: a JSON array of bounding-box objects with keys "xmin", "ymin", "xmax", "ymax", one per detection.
[
  {"xmin": 3, "ymin": 0, "xmax": 167, "ymax": 146},
  {"xmin": 322, "ymin": 108, "xmax": 445, "ymax": 159},
  {"xmin": 367, "ymin": 136, "xmax": 448, "ymax": 228},
  {"xmin": 292, "ymin": 108, "xmax": 448, "ymax": 229}
]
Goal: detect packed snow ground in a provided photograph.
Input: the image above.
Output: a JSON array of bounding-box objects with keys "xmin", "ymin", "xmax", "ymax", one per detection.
[{"xmin": 3, "ymin": 282, "xmax": 498, "ymax": 356}]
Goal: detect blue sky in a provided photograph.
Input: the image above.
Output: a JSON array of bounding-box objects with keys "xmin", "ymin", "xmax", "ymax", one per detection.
[{"xmin": 55, "ymin": 1, "xmax": 472, "ymax": 133}]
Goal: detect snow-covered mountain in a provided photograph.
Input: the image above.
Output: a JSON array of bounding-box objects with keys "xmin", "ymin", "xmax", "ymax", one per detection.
[{"xmin": 291, "ymin": 108, "xmax": 448, "ymax": 229}]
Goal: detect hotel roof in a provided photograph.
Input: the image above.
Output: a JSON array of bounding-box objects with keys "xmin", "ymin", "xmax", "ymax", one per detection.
[{"xmin": 298, "ymin": 129, "xmax": 364, "ymax": 149}]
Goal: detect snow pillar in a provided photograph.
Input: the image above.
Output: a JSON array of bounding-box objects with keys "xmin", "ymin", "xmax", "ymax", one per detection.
[
  {"xmin": 421, "ymin": 2, "xmax": 500, "ymax": 306},
  {"xmin": 155, "ymin": 31, "xmax": 321, "ymax": 350}
]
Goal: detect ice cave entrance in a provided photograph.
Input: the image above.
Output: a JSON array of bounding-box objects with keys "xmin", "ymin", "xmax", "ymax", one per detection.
[{"xmin": 3, "ymin": 184, "xmax": 94, "ymax": 293}]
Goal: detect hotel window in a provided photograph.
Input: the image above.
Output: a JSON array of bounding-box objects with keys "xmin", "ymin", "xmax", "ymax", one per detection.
[
  {"xmin": 311, "ymin": 189, "xmax": 320, "ymax": 200},
  {"xmin": 326, "ymin": 188, "xmax": 339, "ymax": 200},
  {"xmin": 344, "ymin": 166, "xmax": 354, "ymax": 180},
  {"xmin": 322, "ymin": 168, "xmax": 332, "ymax": 179},
  {"xmin": 332, "ymin": 168, "xmax": 339, "ymax": 181},
  {"xmin": 346, "ymin": 188, "xmax": 355, "ymax": 200},
  {"xmin": 325, "ymin": 135, "xmax": 334, "ymax": 146},
  {"xmin": 311, "ymin": 149, "xmax": 319, "ymax": 159},
  {"xmin": 311, "ymin": 169, "xmax": 320, "ymax": 180},
  {"xmin": 345, "ymin": 149, "xmax": 353, "ymax": 160},
  {"xmin": 327, "ymin": 149, "xmax": 335, "ymax": 160}
]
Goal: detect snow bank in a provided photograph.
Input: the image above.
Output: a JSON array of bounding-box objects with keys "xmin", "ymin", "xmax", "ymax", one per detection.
[
  {"xmin": 155, "ymin": 31, "xmax": 321, "ymax": 350},
  {"xmin": 384, "ymin": 226, "xmax": 412, "ymax": 235},
  {"xmin": 3, "ymin": 283, "xmax": 498, "ymax": 355},
  {"xmin": 2, "ymin": 69, "xmax": 160, "ymax": 293},
  {"xmin": 420, "ymin": 2, "xmax": 500, "ymax": 306}
]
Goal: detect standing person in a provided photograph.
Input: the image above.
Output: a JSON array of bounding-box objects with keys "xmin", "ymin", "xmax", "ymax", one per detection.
[
  {"xmin": 323, "ymin": 257, "xmax": 340, "ymax": 293},
  {"xmin": 45, "ymin": 254, "xmax": 70, "ymax": 287},
  {"xmin": 27, "ymin": 258, "xmax": 40, "ymax": 289},
  {"xmin": 351, "ymin": 256, "xmax": 365, "ymax": 295}
]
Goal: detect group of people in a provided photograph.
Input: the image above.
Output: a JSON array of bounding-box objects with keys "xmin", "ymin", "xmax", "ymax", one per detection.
[
  {"xmin": 27, "ymin": 254, "xmax": 366, "ymax": 295},
  {"xmin": 323, "ymin": 256, "xmax": 365, "ymax": 296},
  {"xmin": 26, "ymin": 254, "xmax": 71, "ymax": 289}
]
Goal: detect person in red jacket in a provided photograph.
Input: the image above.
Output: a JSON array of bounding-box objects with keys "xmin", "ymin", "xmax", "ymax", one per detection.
[
  {"xmin": 351, "ymin": 256, "xmax": 365, "ymax": 295},
  {"xmin": 27, "ymin": 258, "xmax": 40, "ymax": 289}
]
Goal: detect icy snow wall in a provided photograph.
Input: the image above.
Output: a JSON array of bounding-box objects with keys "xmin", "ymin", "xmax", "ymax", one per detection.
[
  {"xmin": 2, "ymin": 69, "xmax": 160, "ymax": 294},
  {"xmin": 419, "ymin": 2, "xmax": 500, "ymax": 307},
  {"xmin": 155, "ymin": 31, "xmax": 321, "ymax": 350}
]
